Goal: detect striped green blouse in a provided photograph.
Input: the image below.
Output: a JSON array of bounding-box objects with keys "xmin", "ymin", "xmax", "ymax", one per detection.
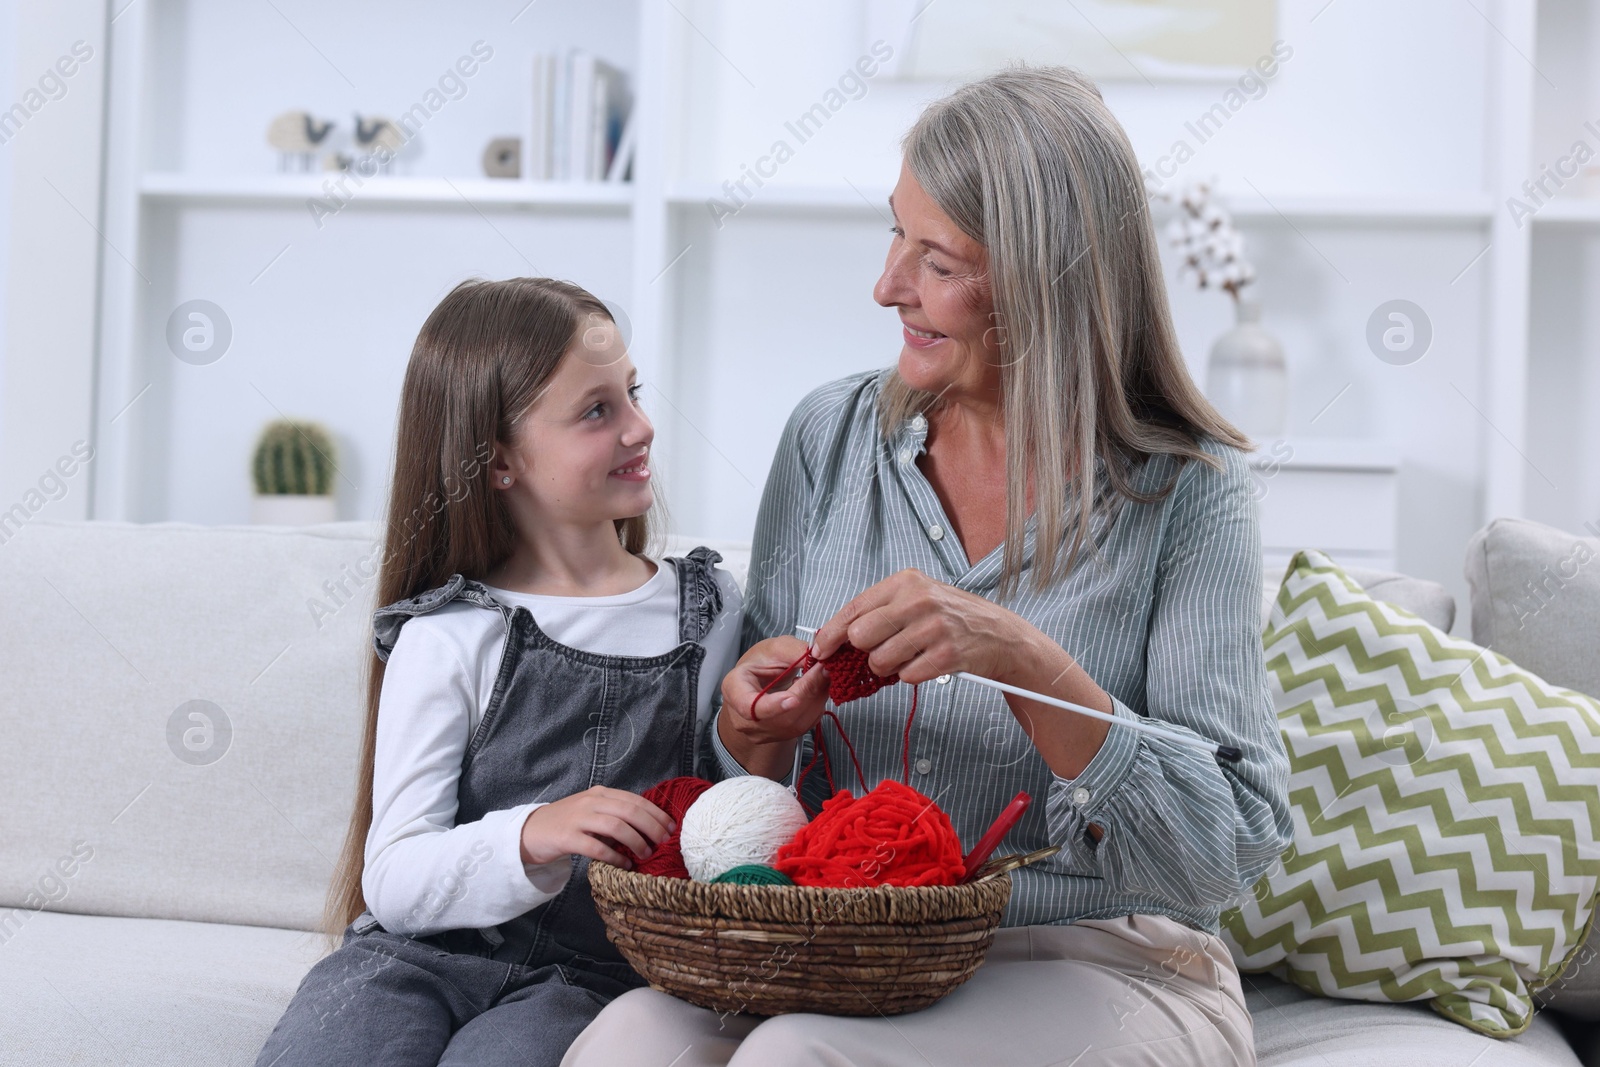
[{"xmin": 707, "ymin": 366, "xmax": 1293, "ymax": 936}]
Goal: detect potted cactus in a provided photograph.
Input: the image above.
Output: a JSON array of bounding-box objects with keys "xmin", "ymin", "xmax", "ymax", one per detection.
[{"xmin": 250, "ymin": 418, "xmax": 339, "ymax": 524}]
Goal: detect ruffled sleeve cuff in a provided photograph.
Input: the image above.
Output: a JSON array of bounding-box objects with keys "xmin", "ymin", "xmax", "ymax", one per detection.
[{"xmin": 1045, "ymin": 694, "xmax": 1146, "ymax": 861}]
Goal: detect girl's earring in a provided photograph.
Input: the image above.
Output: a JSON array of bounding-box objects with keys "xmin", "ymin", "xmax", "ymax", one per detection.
[{"xmin": 501, "ymin": 476, "xmax": 511, "ymax": 485}]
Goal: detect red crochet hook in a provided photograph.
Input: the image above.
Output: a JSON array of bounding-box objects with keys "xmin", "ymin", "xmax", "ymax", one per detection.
[{"xmin": 962, "ymin": 791, "xmax": 1031, "ymax": 881}]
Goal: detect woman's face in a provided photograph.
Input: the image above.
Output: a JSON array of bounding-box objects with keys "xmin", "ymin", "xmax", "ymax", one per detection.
[
  {"xmin": 496, "ymin": 320, "xmax": 655, "ymax": 525},
  {"xmin": 873, "ymin": 159, "xmax": 1002, "ymax": 402}
]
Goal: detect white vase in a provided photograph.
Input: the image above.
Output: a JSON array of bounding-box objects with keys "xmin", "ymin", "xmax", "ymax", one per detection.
[
  {"xmin": 251, "ymin": 494, "xmax": 338, "ymax": 525},
  {"xmin": 1205, "ymin": 294, "xmax": 1287, "ymax": 439}
]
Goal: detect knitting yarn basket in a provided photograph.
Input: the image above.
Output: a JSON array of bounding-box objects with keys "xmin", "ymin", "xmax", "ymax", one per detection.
[{"xmin": 588, "ymin": 861, "xmax": 1012, "ymax": 1016}]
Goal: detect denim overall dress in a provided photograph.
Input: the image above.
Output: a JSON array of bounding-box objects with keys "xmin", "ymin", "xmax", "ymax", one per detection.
[{"xmin": 254, "ymin": 547, "xmax": 724, "ymax": 1067}]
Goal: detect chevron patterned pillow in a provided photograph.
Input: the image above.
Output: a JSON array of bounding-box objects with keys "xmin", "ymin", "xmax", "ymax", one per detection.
[{"xmin": 1219, "ymin": 547, "xmax": 1600, "ymax": 1037}]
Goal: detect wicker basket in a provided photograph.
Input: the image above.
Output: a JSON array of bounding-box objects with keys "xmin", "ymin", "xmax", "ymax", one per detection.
[{"xmin": 588, "ymin": 861, "xmax": 1012, "ymax": 1017}]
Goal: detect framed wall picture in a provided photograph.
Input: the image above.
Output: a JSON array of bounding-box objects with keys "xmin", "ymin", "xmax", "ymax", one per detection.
[{"xmin": 865, "ymin": 0, "xmax": 1278, "ymax": 83}]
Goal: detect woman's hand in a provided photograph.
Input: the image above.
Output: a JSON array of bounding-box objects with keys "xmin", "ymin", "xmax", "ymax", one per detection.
[
  {"xmin": 810, "ymin": 568, "xmax": 1116, "ymax": 809},
  {"xmin": 808, "ymin": 568, "xmax": 1029, "ymax": 685},
  {"xmin": 518, "ymin": 786, "xmax": 675, "ymax": 868},
  {"xmin": 716, "ymin": 635, "xmax": 832, "ymax": 779}
]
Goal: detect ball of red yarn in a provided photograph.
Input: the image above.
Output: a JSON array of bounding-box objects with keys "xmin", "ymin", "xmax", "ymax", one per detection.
[
  {"xmin": 625, "ymin": 776, "xmax": 713, "ymax": 878},
  {"xmin": 800, "ymin": 641, "xmax": 898, "ymax": 705},
  {"xmin": 773, "ymin": 779, "xmax": 965, "ymax": 888}
]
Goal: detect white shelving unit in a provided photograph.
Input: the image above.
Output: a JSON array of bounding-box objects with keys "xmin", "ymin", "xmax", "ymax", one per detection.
[
  {"xmin": 1247, "ymin": 438, "xmax": 1401, "ymax": 575},
  {"xmin": 1534, "ymin": 199, "xmax": 1600, "ymax": 226},
  {"xmin": 83, "ymin": 0, "xmax": 1597, "ymax": 603},
  {"xmin": 138, "ymin": 172, "xmax": 636, "ymax": 209}
]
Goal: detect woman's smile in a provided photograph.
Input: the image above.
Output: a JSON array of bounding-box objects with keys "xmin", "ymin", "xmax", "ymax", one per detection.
[{"xmin": 902, "ymin": 320, "xmax": 947, "ymax": 348}]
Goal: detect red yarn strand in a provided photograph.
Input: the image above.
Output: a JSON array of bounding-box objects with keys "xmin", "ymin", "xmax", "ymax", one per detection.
[
  {"xmin": 795, "ymin": 707, "xmax": 869, "ymax": 811},
  {"xmin": 749, "ymin": 639, "xmax": 922, "ymax": 805},
  {"xmin": 822, "ymin": 708, "xmax": 867, "ymax": 793},
  {"xmin": 750, "ymin": 647, "xmax": 813, "ymax": 722}
]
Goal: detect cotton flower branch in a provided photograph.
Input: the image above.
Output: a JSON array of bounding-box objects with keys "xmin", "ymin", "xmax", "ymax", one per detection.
[{"xmin": 1147, "ymin": 178, "xmax": 1256, "ymax": 302}]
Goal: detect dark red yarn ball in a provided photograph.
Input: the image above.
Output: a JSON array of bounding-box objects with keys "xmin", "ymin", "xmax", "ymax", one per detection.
[{"xmin": 626, "ymin": 776, "xmax": 713, "ymax": 878}]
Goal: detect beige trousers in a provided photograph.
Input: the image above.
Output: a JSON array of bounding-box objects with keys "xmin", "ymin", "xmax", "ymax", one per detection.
[{"xmin": 560, "ymin": 913, "xmax": 1256, "ymax": 1067}]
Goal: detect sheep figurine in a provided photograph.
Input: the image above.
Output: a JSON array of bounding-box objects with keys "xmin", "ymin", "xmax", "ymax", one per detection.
[{"xmin": 266, "ymin": 111, "xmax": 335, "ymax": 172}]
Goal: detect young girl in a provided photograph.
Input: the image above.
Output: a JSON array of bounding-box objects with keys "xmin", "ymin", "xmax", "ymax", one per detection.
[{"xmin": 255, "ymin": 277, "xmax": 744, "ymax": 1067}]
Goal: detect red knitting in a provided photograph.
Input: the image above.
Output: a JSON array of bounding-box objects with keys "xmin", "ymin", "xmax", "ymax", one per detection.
[
  {"xmin": 799, "ymin": 642, "xmax": 900, "ymax": 704},
  {"xmin": 626, "ymin": 776, "xmax": 714, "ymax": 878}
]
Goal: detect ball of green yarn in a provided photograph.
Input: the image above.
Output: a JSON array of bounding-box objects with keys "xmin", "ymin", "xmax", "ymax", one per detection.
[{"xmin": 711, "ymin": 864, "xmax": 794, "ymax": 886}]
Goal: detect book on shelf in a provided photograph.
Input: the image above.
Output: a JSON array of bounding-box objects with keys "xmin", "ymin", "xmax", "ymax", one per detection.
[{"xmin": 529, "ymin": 49, "xmax": 634, "ymax": 182}]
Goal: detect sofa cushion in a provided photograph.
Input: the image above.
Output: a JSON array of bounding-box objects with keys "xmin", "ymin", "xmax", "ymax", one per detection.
[
  {"xmin": 0, "ymin": 520, "xmax": 384, "ymax": 932},
  {"xmin": 1343, "ymin": 564, "xmax": 1457, "ymax": 633},
  {"xmin": 1463, "ymin": 517, "xmax": 1600, "ymax": 1024},
  {"xmin": 1465, "ymin": 517, "xmax": 1600, "ymax": 701},
  {"xmin": 1245, "ymin": 971, "xmax": 1582, "ymax": 1066},
  {"xmin": 0, "ymin": 910, "xmax": 322, "ymax": 1065},
  {"xmin": 2, "ymin": 912, "xmax": 1581, "ymax": 1067},
  {"xmin": 0, "ymin": 520, "xmax": 752, "ymax": 934},
  {"xmin": 1260, "ymin": 563, "xmax": 1456, "ymax": 634},
  {"xmin": 1222, "ymin": 548, "xmax": 1600, "ymax": 1036}
]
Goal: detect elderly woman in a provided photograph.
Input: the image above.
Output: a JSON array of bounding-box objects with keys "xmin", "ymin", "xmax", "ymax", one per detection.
[{"xmin": 564, "ymin": 64, "xmax": 1291, "ymax": 1067}]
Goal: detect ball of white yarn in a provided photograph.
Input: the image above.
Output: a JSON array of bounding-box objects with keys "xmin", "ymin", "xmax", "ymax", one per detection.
[{"xmin": 680, "ymin": 776, "xmax": 809, "ymax": 883}]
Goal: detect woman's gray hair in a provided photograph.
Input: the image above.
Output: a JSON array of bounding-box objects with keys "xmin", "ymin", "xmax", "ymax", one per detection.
[{"xmin": 878, "ymin": 63, "xmax": 1252, "ymax": 601}]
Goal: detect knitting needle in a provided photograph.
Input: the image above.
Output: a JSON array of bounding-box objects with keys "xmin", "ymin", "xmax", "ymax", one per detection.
[
  {"xmin": 953, "ymin": 672, "xmax": 1241, "ymax": 763},
  {"xmin": 961, "ymin": 791, "xmax": 1031, "ymax": 881},
  {"xmin": 792, "ymin": 626, "xmax": 1241, "ymax": 764}
]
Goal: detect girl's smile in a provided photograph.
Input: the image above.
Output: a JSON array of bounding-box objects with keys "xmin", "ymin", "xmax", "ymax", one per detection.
[{"xmin": 609, "ymin": 451, "xmax": 651, "ymax": 481}]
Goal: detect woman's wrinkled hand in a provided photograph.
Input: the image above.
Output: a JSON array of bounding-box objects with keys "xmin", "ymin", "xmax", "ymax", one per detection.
[
  {"xmin": 807, "ymin": 568, "xmax": 1031, "ymax": 685},
  {"xmin": 716, "ymin": 635, "xmax": 832, "ymax": 777}
]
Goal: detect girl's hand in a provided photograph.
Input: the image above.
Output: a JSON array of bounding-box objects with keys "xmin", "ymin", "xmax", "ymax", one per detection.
[
  {"xmin": 808, "ymin": 568, "xmax": 1029, "ymax": 685},
  {"xmin": 717, "ymin": 636, "xmax": 832, "ymax": 777},
  {"xmin": 518, "ymin": 786, "xmax": 675, "ymax": 868}
]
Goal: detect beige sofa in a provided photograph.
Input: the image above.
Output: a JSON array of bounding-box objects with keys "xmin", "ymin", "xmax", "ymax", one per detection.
[{"xmin": 1, "ymin": 517, "xmax": 1596, "ymax": 1065}]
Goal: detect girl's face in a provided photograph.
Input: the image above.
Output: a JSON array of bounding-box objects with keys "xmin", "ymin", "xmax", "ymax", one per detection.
[
  {"xmin": 873, "ymin": 159, "xmax": 1003, "ymax": 401},
  {"xmin": 497, "ymin": 320, "xmax": 654, "ymax": 525}
]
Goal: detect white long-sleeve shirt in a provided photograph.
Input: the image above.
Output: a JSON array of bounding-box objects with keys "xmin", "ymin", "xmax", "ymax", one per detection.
[{"xmin": 362, "ymin": 556, "xmax": 743, "ymax": 936}]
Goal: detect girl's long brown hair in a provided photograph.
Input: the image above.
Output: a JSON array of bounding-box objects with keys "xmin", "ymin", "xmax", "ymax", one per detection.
[
  {"xmin": 322, "ymin": 277, "xmax": 665, "ymax": 946},
  {"xmin": 879, "ymin": 64, "xmax": 1255, "ymax": 601}
]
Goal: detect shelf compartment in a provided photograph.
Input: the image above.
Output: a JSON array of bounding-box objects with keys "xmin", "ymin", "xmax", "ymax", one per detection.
[{"xmin": 1530, "ymin": 198, "xmax": 1600, "ymax": 226}]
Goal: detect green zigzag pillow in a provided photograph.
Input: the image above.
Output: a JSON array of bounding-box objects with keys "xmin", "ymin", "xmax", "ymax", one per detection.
[{"xmin": 1219, "ymin": 547, "xmax": 1600, "ymax": 1037}]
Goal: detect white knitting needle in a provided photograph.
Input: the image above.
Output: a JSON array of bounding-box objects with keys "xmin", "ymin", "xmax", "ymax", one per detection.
[{"xmin": 791, "ymin": 626, "xmax": 1241, "ymax": 764}]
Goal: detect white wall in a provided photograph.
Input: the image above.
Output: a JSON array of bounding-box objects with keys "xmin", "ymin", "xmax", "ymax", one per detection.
[
  {"xmin": 665, "ymin": 0, "xmax": 1521, "ymax": 615},
  {"xmin": 7, "ymin": 0, "xmax": 1596, "ymax": 623},
  {"xmin": 0, "ymin": 0, "xmax": 16, "ymax": 424}
]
